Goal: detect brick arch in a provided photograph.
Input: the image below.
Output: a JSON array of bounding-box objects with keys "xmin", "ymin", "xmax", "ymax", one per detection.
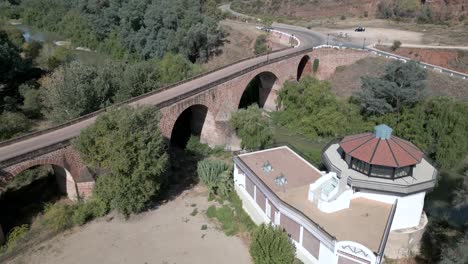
[
  {"xmin": 0, "ymin": 146, "xmax": 93, "ymax": 199},
  {"xmin": 235, "ymin": 70, "xmax": 281, "ymax": 111},
  {"xmin": 297, "ymin": 55, "xmax": 313, "ymax": 81}
]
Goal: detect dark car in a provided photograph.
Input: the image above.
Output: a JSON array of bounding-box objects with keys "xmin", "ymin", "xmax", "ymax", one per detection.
[{"xmin": 355, "ymin": 26, "xmax": 365, "ymax": 32}]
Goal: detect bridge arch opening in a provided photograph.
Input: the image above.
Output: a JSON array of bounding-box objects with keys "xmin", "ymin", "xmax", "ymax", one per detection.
[
  {"xmin": 170, "ymin": 104, "xmax": 215, "ymax": 149},
  {"xmin": 239, "ymin": 71, "xmax": 279, "ymax": 111},
  {"xmin": 297, "ymin": 55, "xmax": 312, "ymax": 81},
  {"xmin": 0, "ymin": 164, "xmax": 77, "ymax": 241}
]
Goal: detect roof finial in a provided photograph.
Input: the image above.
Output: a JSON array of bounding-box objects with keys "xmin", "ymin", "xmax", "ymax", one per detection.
[{"xmin": 374, "ymin": 124, "xmax": 393, "ymax": 140}]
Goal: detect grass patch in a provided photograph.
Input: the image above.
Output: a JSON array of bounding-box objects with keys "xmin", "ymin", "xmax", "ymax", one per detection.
[{"xmin": 205, "ymin": 191, "xmax": 255, "ymax": 236}]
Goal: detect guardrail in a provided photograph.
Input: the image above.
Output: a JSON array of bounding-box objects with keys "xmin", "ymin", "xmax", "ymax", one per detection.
[{"xmin": 0, "ymin": 46, "xmax": 312, "ymax": 149}]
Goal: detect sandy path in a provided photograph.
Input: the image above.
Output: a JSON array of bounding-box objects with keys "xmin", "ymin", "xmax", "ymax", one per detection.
[{"xmin": 9, "ymin": 185, "xmax": 251, "ymax": 264}]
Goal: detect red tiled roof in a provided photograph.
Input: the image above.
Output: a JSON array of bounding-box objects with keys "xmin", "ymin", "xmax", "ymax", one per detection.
[{"xmin": 340, "ymin": 133, "xmax": 424, "ymax": 167}]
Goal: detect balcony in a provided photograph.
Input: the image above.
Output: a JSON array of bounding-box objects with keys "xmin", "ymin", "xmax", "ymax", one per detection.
[{"xmin": 322, "ymin": 143, "xmax": 437, "ymax": 195}]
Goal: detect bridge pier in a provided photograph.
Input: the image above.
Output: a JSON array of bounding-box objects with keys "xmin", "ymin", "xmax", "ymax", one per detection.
[{"xmin": 53, "ymin": 165, "xmax": 79, "ymax": 201}]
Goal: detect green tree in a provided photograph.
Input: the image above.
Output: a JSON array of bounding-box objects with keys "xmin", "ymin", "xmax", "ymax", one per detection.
[
  {"xmin": 250, "ymin": 224, "xmax": 296, "ymax": 264},
  {"xmin": 41, "ymin": 61, "xmax": 119, "ymax": 123},
  {"xmin": 73, "ymin": 106, "xmax": 169, "ymax": 216},
  {"xmin": 156, "ymin": 53, "xmax": 202, "ymax": 85},
  {"xmin": 197, "ymin": 159, "xmax": 232, "ymax": 197},
  {"xmin": 356, "ymin": 61, "xmax": 427, "ymax": 115},
  {"xmin": 20, "ymin": 84, "xmax": 42, "ymax": 118},
  {"xmin": 0, "ymin": 112, "xmax": 31, "ymax": 140},
  {"xmin": 276, "ymin": 77, "xmax": 370, "ymax": 139},
  {"xmin": 254, "ymin": 35, "xmax": 269, "ymax": 55},
  {"xmin": 230, "ymin": 104, "xmax": 273, "ymax": 150},
  {"xmin": 439, "ymin": 232, "xmax": 468, "ymax": 264}
]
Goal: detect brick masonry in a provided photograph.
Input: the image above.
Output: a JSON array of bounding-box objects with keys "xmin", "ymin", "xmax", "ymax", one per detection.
[
  {"xmin": 158, "ymin": 48, "xmax": 372, "ymax": 147},
  {"xmin": 0, "ymin": 146, "xmax": 94, "ymax": 199},
  {"xmin": 0, "ymin": 48, "xmax": 372, "ymax": 197}
]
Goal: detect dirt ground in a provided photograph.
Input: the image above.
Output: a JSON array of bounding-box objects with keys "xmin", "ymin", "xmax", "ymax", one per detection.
[
  {"xmin": 376, "ymin": 46, "xmax": 468, "ymax": 74},
  {"xmin": 319, "ymin": 27, "xmax": 424, "ymax": 46},
  {"xmin": 329, "ymin": 57, "xmax": 468, "ymax": 100},
  {"xmin": 7, "ymin": 185, "xmax": 251, "ymax": 264},
  {"xmin": 202, "ymin": 20, "xmax": 288, "ymax": 71}
]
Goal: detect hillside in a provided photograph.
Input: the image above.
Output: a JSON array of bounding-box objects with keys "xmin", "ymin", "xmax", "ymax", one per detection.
[{"xmin": 231, "ymin": 0, "xmax": 467, "ymax": 21}]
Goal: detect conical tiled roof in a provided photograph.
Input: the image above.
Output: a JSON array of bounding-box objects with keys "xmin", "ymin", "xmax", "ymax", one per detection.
[{"xmin": 339, "ymin": 125, "xmax": 424, "ymax": 167}]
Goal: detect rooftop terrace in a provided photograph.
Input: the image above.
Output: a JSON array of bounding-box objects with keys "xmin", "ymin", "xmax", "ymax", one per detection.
[{"xmin": 237, "ymin": 146, "xmax": 394, "ymax": 253}]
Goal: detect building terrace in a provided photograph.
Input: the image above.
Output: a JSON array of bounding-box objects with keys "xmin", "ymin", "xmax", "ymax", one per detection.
[{"xmin": 236, "ymin": 146, "xmax": 395, "ymax": 255}]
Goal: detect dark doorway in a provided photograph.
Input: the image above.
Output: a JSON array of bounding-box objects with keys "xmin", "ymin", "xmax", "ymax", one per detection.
[{"xmin": 170, "ymin": 105, "xmax": 209, "ymax": 148}]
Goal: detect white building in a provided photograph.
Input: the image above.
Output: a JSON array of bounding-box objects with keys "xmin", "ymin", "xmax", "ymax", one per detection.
[{"xmin": 233, "ymin": 125, "xmax": 437, "ymax": 263}]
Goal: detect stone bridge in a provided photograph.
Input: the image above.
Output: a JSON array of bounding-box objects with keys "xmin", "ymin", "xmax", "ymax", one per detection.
[{"xmin": 0, "ymin": 47, "xmax": 372, "ymax": 202}]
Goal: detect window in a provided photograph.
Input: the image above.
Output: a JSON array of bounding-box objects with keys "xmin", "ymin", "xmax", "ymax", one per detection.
[
  {"xmin": 395, "ymin": 166, "xmax": 411, "ymax": 178},
  {"xmin": 370, "ymin": 165, "xmax": 393, "ymax": 178},
  {"xmin": 351, "ymin": 158, "xmax": 370, "ymax": 174}
]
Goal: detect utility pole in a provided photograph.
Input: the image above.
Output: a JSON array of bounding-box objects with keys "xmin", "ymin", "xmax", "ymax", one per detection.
[
  {"xmin": 327, "ymin": 33, "xmax": 330, "ymax": 45},
  {"xmin": 362, "ymin": 37, "xmax": 366, "ymax": 49}
]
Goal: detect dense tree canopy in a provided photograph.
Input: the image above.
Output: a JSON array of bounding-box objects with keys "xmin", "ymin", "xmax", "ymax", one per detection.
[
  {"xmin": 14, "ymin": 0, "xmax": 225, "ymax": 62},
  {"xmin": 73, "ymin": 106, "xmax": 169, "ymax": 215},
  {"xmin": 276, "ymin": 77, "xmax": 370, "ymax": 139},
  {"xmin": 230, "ymin": 104, "xmax": 273, "ymax": 150},
  {"xmin": 356, "ymin": 61, "xmax": 427, "ymax": 115}
]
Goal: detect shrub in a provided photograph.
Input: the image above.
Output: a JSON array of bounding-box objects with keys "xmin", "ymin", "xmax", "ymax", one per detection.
[
  {"xmin": 230, "ymin": 105, "xmax": 273, "ymax": 150},
  {"xmin": 186, "ymin": 136, "xmax": 212, "ymax": 158},
  {"xmin": 1, "ymin": 225, "xmax": 29, "ymax": 253},
  {"xmin": 250, "ymin": 224, "xmax": 296, "ymax": 264},
  {"xmin": 71, "ymin": 199, "xmax": 108, "ymax": 226},
  {"xmin": 0, "ymin": 112, "xmax": 32, "ymax": 140},
  {"xmin": 312, "ymin": 58, "xmax": 319, "ymax": 73},
  {"xmin": 340, "ymin": 15, "xmax": 346, "ymax": 20},
  {"xmin": 74, "ymin": 106, "xmax": 169, "ymax": 216},
  {"xmin": 254, "ymin": 35, "xmax": 270, "ymax": 55},
  {"xmin": 391, "ymin": 40, "xmax": 402, "ymax": 51},
  {"xmin": 197, "ymin": 159, "xmax": 232, "ymax": 197},
  {"xmin": 40, "ymin": 203, "xmax": 74, "ymax": 231}
]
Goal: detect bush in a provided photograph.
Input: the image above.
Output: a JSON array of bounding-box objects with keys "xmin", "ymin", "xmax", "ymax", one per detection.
[
  {"xmin": 230, "ymin": 104, "xmax": 273, "ymax": 150},
  {"xmin": 0, "ymin": 112, "xmax": 32, "ymax": 140},
  {"xmin": 71, "ymin": 199, "xmax": 108, "ymax": 226},
  {"xmin": 186, "ymin": 136, "xmax": 212, "ymax": 158},
  {"xmin": 40, "ymin": 203, "xmax": 74, "ymax": 231},
  {"xmin": 312, "ymin": 58, "xmax": 319, "ymax": 73},
  {"xmin": 74, "ymin": 106, "xmax": 169, "ymax": 216},
  {"xmin": 254, "ymin": 35, "xmax": 270, "ymax": 55},
  {"xmin": 391, "ymin": 40, "xmax": 402, "ymax": 51},
  {"xmin": 1, "ymin": 225, "xmax": 29, "ymax": 253},
  {"xmin": 250, "ymin": 224, "xmax": 296, "ymax": 264},
  {"xmin": 197, "ymin": 159, "xmax": 232, "ymax": 197},
  {"xmin": 340, "ymin": 15, "xmax": 346, "ymax": 20}
]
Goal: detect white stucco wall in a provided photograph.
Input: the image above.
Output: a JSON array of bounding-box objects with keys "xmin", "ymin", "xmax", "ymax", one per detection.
[{"xmin": 354, "ymin": 191, "xmax": 426, "ymax": 230}]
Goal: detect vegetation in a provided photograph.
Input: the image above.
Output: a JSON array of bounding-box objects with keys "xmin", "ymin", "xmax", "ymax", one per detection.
[
  {"xmin": 355, "ymin": 61, "xmax": 427, "ymax": 115},
  {"xmin": 312, "ymin": 58, "xmax": 319, "ymax": 73},
  {"xmin": 197, "ymin": 159, "xmax": 233, "ymax": 197},
  {"xmin": 254, "ymin": 35, "xmax": 270, "ymax": 55},
  {"xmin": 391, "ymin": 40, "xmax": 402, "ymax": 51},
  {"xmin": 42, "ymin": 54, "xmax": 199, "ymax": 124},
  {"xmin": 250, "ymin": 224, "xmax": 296, "ymax": 264},
  {"xmin": 4, "ymin": 0, "xmax": 224, "ymax": 62},
  {"xmin": 439, "ymin": 232, "xmax": 468, "ymax": 264},
  {"xmin": 0, "ymin": 225, "xmax": 29, "ymax": 254},
  {"xmin": 206, "ymin": 191, "xmax": 255, "ymax": 236},
  {"xmin": 275, "ymin": 77, "xmax": 369, "ymax": 139},
  {"xmin": 74, "ymin": 106, "xmax": 169, "ymax": 216},
  {"xmin": 230, "ymin": 104, "xmax": 273, "ymax": 150}
]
